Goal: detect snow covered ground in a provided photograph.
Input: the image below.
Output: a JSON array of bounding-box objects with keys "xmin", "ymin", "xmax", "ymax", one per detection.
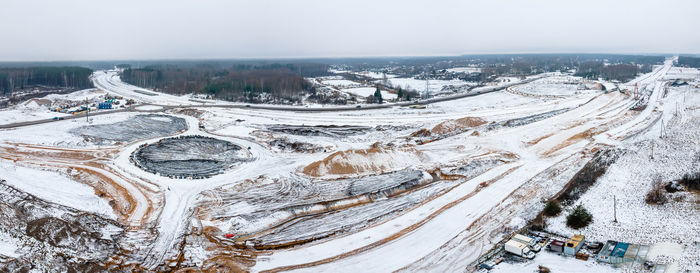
[
  {"xmin": 384, "ymin": 77, "xmax": 476, "ymax": 93},
  {"xmin": 341, "ymin": 87, "xmax": 397, "ymax": 99},
  {"xmin": 0, "ymin": 88, "xmax": 105, "ymax": 125},
  {"xmin": 0, "ymin": 161, "xmax": 116, "ymax": 219},
  {"xmin": 0, "ymin": 101, "xmax": 64, "ymax": 124},
  {"xmin": 446, "ymin": 67, "xmax": 481, "ymax": 73},
  {"xmin": 320, "ymin": 79, "xmax": 362, "ymax": 87},
  {"xmin": 490, "ymin": 251, "xmax": 619, "ymax": 273},
  {"xmin": 544, "ymin": 81, "xmax": 700, "ymax": 272},
  {"xmin": 353, "ymin": 71, "xmax": 397, "ymax": 79}
]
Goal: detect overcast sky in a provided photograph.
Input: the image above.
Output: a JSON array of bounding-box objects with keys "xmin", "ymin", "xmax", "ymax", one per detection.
[{"xmin": 1, "ymin": 0, "xmax": 698, "ymax": 61}]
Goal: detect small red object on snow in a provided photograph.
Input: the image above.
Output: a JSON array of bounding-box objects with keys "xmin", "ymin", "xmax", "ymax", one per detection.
[
  {"xmin": 479, "ymin": 182, "xmax": 487, "ymax": 187},
  {"xmin": 224, "ymin": 233, "xmax": 234, "ymax": 238}
]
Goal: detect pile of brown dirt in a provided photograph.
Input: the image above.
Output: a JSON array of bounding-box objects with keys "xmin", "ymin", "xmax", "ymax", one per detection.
[
  {"xmin": 302, "ymin": 147, "xmax": 426, "ymax": 177},
  {"xmin": 172, "ymin": 108, "xmax": 205, "ymax": 118},
  {"xmin": 410, "ymin": 128, "xmax": 431, "ymax": 137},
  {"xmin": 430, "ymin": 117, "xmax": 487, "ymax": 135}
]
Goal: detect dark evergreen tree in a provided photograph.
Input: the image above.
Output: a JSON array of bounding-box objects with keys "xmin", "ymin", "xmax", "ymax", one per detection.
[
  {"xmin": 373, "ymin": 85, "xmax": 383, "ymax": 104},
  {"xmin": 543, "ymin": 200, "xmax": 562, "ymax": 216},
  {"xmin": 566, "ymin": 204, "xmax": 593, "ymax": 229}
]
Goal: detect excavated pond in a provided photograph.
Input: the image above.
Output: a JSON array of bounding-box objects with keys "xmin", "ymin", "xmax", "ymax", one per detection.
[{"xmin": 131, "ymin": 135, "xmax": 250, "ymax": 179}]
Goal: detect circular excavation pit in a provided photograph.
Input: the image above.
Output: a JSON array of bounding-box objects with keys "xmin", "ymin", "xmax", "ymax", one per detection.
[{"xmin": 131, "ymin": 135, "xmax": 250, "ymax": 179}]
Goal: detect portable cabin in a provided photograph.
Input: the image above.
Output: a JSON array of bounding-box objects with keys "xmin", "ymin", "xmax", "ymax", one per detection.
[
  {"xmin": 609, "ymin": 242, "xmax": 629, "ymax": 264},
  {"xmin": 564, "ymin": 234, "xmax": 585, "ymax": 255},
  {"xmin": 636, "ymin": 245, "xmax": 650, "ymax": 263},
  {"xmin": 597, "ymin": 240, "xmax": 618, "ymax": 263},
  {"xmin": 549, "ymin": 240, "xmax": 565, "ymax": 253},
  {"xmin": 623, "ymin": 244, "xmax": 640, "ymax": 262}
]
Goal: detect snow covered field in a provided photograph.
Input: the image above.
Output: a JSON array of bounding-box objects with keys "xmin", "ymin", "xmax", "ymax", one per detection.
[
  {"xmin": 341, "ymin": 87, "xmax": 397, "ymax": 99},
  {"xmin": 384, "ymin": 77, "xmax": 476, "ymax": 93},
  {"xmin": 320, "ymin": 79, "xmax": 362, "ymax": 87},
  {"xmin": 446, "ymin": 67, "xmax": 481, "ymax": 73},
  {"xmin": 0, "ymin": 57, "xmax": 697, "ymax": 272}
]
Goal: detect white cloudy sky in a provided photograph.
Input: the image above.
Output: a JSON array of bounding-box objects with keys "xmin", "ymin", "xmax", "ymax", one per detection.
[{"xmin": 0, "ymin": 0, "xmax": 698, "ymax": 61}]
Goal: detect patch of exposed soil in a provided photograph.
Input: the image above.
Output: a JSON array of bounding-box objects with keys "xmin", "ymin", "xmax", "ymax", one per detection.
[
  {"xmin": 172, "ymin": 108, "xmax": 206, "ymax": 118},
  {"xmin": 410, "ymin": 128, "xmax": 431, "ymax": 138},
  {"xmin": 301, "ymin": 147, "xmax": 427, "ymax": 177},
  {"xmin": 430, "ymin": 117, "xmax": 487, "ymax": 135}
]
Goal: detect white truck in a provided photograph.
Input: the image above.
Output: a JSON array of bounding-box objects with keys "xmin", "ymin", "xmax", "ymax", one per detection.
[
  {"xmin": 512, "ymin": 234, "xmax": 542, "ymax": 252},
  {"xmin": 505, "ymin": 239, "xmax": 535, "ymax": 259}
]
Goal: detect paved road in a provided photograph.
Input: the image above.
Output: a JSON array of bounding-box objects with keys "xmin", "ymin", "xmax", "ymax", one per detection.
[{"xmin": 0, "ymin": 73, "xmax": 545, "ymax": 130}]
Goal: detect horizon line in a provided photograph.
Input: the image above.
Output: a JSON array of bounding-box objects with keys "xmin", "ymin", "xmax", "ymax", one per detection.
[{"xmin": 0, "ymin": 52, "xmax": 695, "ymax": 63}]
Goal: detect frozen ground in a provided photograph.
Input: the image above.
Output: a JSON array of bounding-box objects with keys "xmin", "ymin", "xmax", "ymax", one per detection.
[{"xmin": 0, "ymin": 57, "xmax": 697, "ymax": 272}]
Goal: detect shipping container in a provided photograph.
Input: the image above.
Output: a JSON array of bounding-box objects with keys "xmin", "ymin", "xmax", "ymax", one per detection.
[{"xmin": 505, "ymin": 239, "xmax": 535, "ymax": 259}]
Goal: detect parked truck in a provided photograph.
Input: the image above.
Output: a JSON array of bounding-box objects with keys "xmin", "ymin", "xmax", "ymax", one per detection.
[
  {"xmin": 512, "ymin": 234, "xmax": 542, "ymax": 252},
  {"xmin": 505, "ymin": 239, "xmax": 535, "ymax": 259}
]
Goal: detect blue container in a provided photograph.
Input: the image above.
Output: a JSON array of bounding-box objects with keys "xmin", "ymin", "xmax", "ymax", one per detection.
[{"xmin": 98, "ymin": 102, "xmax": 112, "ymax": 109}]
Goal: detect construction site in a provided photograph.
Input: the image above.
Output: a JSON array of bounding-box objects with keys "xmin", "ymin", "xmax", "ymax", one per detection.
[{"xmin": 0, "ymin": 56, "xmax": 697, "ymax": 273}]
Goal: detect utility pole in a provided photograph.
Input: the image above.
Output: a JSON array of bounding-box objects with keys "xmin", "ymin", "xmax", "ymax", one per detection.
[
  {"xmin": 613, "ymin": 195, "xmax": 618, "ymax": 223},
  {"xmin": 660, "ymin": 118, "xmax": 663, "ymax": 138},
  {"xmin": 423, "ymin": 70, "xmax": 430, "ymax": 100}
]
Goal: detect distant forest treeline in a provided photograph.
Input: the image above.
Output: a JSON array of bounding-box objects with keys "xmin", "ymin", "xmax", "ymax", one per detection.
[
  {"xmin": 574, "ymin": 62, "xmax": 653, "ymax": 82},
  {"xmin": 120, "ymin": 63, "xmax": 331, "ymax": 103},
  {"xmin": 0, "ymin": 67, "xmax": 93, "ymax": 95},
  {"xmin": 678, "ymin": 56, "xmax": 700, "ymax": 68},
  {"xmin": 352, "ymin": 54, "xmax": 664, "ymax": 82}
]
